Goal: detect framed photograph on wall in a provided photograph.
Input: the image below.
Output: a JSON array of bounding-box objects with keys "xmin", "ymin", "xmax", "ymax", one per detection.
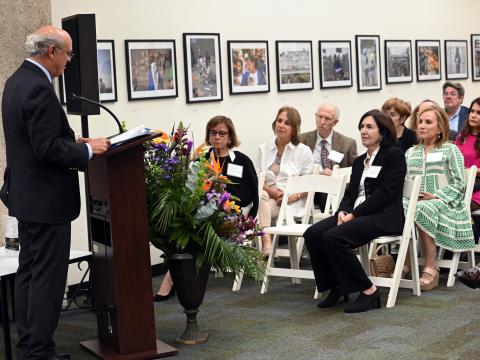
[
  {"xmin": 355, "ymin": 35, "xmax": 381, "ymax": 91},
  {"xmin": 384, "ymin": 40, "xmax": 412, "ymax": 84},
  {"xmin": 445, "ymin": 40, "xmax": 468, "ymax": 80},
  {"xmin": 58, "ymin": 75, "xmax": 66, "ymax": 105},
  {"xmin": 318, "ymin": 40, "xmax": 352, "ymax": 88},
  {"xmin": 97, "ymin": 40, "xmax": 118, "ymax": 102},
  {"xmin": 471, "ymin": 34, "xmax": 480, "ymax": 81},
  {"xmin": 227, "ymin": 40, "xmax": 269, "ymax": 95},
  {"xmin": 275, "ymin": 40, "xmax": 313, "ymax": 91},
  {"xmin": 183, "ymin": 33, "xmax": 222, "ymax": 103},
  {"xmin": 125, "ymin": 39, "xmax": 178, "ymax": 101},
  {"xmin": 415, "ymin": 40, "xmax": 441, "ymax": 81}
]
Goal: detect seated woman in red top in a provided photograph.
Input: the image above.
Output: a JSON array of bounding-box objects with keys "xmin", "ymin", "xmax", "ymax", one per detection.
[{"xmin": 455, "ymin": 97, "xmax": 480, "ymax": 212}]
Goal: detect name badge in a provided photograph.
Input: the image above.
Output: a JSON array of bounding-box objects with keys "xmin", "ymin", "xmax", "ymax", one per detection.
[
  {"xmin": 366, "ymin": 165, "xmax": 382, "ymax": 178},
  {"xmin": 328, "ymin": 150, "xmax": 345, "ymax": 164},
  {"xmin": 226, "ymin": 163, "xmax": 243, "ymax": 178},
  {"xmin": 426, "ymin": 152, "xmax": 443, "ymax": 163}
]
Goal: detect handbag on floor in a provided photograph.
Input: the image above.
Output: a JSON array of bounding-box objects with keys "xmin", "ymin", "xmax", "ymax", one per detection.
[{"xmin": 369, "ymin": 244, "xmax": 395, "ymax": 277}]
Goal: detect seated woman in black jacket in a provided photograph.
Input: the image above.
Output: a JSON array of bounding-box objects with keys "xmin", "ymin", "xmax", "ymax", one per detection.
[
  {"xmin": 154, "ymin": 115, "xmax": 258, "ymax": 301},
  {"xmin": 303, "ymin": 110, "xmax": 407, "ymax": 313}
]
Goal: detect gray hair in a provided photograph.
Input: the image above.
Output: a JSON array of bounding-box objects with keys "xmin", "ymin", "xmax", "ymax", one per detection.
[
  {"xmin": 25, "ymin": 31, "xmax": 65, "ymax": 57},
  {"xmin": 319, "ymin": 103, "xmax": 340, "ymax": 120}
]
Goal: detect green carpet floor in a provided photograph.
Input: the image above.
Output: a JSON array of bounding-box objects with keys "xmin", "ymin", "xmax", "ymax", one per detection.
[{"xmin": 2, "ymin": 271, "xmax": 480, "ymax": 359}]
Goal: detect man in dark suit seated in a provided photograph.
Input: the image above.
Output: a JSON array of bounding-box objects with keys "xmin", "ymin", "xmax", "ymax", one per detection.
[
  {"xmin": 1, "ymin": 25, "xmax": 110, "ymax": 360},
  {"xmin": 443, "ymin": 81, "xmax": 469, "ymax": 141},
  {"xmin": 299, "ymin": 103, "xmax": 357, "ymax": 210}
]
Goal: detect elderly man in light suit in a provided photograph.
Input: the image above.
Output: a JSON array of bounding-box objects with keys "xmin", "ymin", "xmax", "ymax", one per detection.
[{"xmin": 300, "ymin": 103, "xmax": 357, "ymax": 209}]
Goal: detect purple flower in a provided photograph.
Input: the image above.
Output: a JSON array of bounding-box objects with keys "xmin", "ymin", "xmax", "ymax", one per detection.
[{"xmin": 219, "ymin": 192, "xmax": 230, "ymax": 205}]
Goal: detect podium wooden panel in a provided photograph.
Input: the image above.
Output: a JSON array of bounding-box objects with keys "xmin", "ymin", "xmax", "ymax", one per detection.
[{"xmin": 80, "ymin": 134, "xmax": 177, "ymax": 359}]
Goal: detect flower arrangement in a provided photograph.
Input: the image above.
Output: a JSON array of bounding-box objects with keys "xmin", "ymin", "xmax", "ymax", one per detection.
[{"xmin": 145, "ymin": 123, "xmax": 264, "ymax": 279}]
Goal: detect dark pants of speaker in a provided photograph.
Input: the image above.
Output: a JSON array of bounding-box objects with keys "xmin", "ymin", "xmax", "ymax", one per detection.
[
  {"xmin": 304, "ymin": 215, "xmax": 389, "ymax": 295},
  {"xmin": 15, "ymin": 221, "xmax": 71, "ymax": 360}
]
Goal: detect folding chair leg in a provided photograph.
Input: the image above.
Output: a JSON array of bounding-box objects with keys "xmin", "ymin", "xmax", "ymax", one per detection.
[
  {"xmin": 261, "ymin": 234, "xmax": 278, "ymax": 294},
  {"xmin": 288, "ymin": 236, "xmax": 301, "ymax": 285},
  {"xmin": 447, "ymin": 252, "xmax": 461, "ymax": 287},
  {"xmin": 409, "ymin": 237, "xmax": 421, "ymax": 296},
  {"xmin": 386, "ymin": 236, "xmax": 411, "ymax": 308},
  {"xmin": 232, "ymin": 270, "xmax": 244, "ymax": 292}
]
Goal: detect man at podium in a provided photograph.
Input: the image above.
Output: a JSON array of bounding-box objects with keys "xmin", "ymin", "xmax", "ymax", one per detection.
[{"xmin": 1, "ymin": 25, "xmax": 110, "ymax": 360}]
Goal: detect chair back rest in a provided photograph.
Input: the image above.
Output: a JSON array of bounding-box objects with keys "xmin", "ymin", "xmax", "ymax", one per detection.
[
  {"xmin": 401, "ymin": 176, "xmax": 422, "ymax": 240},
  {"xmin": 276, "ymin": 173, "xmax": 348, "ymax": 226},
  {"xmin": 323, "ymin": 165, "xmax": 352, "ymax": 215},
  {"xmin": 464, "ymin": 165, "xmax": 477, "ymax": 216}
]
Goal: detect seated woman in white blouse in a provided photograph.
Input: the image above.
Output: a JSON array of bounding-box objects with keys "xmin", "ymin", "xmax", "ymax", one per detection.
[{"xmin": 257, "ymin": 106, "xmax": 314, "ymax": 256}]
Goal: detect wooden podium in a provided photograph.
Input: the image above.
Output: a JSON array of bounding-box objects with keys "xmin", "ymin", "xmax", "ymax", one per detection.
[{"xmin": 80, "ymin": 134, "xmax": 177, "ymax": 359}]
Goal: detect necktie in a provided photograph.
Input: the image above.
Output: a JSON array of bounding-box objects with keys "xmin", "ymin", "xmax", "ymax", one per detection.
[{"xmin": 320, "ymin": 139, "xmax": 332, "ymax": 170}]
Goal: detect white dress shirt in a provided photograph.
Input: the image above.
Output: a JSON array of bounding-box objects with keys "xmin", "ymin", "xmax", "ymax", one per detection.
[
  {"xmin": 354, "ymin": 147, "xmax": 380, "ymax": 208},
  {"xmin": 257, "ymin": 140, "xmax": 314, "ymax": 216}
]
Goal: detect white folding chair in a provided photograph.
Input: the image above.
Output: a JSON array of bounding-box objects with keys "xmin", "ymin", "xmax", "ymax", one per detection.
[
  {"xmin": 232, "ymin": 171, "xmax": 266, "ymax": 291},
  {"xmin": 260, "ymin": 173, "xmax": 347, "ymax": 295},
  {"xmin": 359, "ymin": 176, "xmax": 422, "ymax": 308},
  {"xmin": 432, "ymin": 166, "xmax": 477, "ymax": 286},
  {"xmin": 312, "ymin": 165, "xmax": 352, "ymax": 223}
]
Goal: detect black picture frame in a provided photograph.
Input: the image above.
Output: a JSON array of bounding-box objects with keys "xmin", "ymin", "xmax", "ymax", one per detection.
[
  {"xmin": 275, "ymin": 40, "xmax": 314, "ymax": 92},
  {"xmin": 415, "ymin": 40, "xmax": 441, "ymax": 82},
  {"xmin": 445, "ymin": 40, "xmax": 468, "ymax": 80},
  {"xmin": 97, "ymin": 40, "xmax": 118, "ymax": 102},
  {"xmin": 355, "ymin": 35, "xmax": 382, "ymax": 91},
  {"xmin": 125, "ymin": 39, "xmax": 178, "ymax": 101},
  {"xmin": 183, "ymin": 33, "xmax": 223, "ymax": 103},
  {"xmin": 227, "ymin": 40, "xmax": 270, "ymax": 95},
  {"xmin": 471, "ymin": 34, "xmax": 480, "ymax": 81},
  {"xmin": 318, "ymin": 40, "xmax": 353, "ymax": 89},
  {"xmin": 384, "ymin": 40, "xmax": 413, "ymax": 84}
]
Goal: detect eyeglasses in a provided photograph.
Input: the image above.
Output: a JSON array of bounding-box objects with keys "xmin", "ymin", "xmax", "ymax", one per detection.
[
  {"xmin": 209, "ymin": 130, "xmax": 229, "ymax": 137},
  {"xmin": 55, "ymin": 46, "xmax": 74, "ymax": 59}
]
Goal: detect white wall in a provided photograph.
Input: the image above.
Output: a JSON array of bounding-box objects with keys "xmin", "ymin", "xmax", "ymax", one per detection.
[{"xmin": 51, "ymin": 0, "xmax": 480, "ymax": 283}]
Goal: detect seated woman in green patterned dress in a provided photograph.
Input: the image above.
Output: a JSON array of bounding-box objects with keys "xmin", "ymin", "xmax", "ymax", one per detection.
[{"xmin": 404, "ymin": 103, "xmax": 475, "ymax": 291}]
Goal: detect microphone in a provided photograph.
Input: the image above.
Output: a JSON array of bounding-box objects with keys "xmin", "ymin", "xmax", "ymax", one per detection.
[{"xmin": 69, "ymin": 93, "xmax": 124, "ymax": 134}]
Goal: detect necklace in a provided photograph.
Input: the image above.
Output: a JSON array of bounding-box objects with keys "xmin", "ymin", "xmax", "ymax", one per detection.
[{"xmin": 275, "ymin": 152, "xmax": 282, "ymax": 165}]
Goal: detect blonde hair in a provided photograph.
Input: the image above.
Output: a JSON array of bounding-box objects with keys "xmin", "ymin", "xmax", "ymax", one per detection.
[{"xmin": 417, "ymin": 103, "xmax": 450, "ymax": 147}]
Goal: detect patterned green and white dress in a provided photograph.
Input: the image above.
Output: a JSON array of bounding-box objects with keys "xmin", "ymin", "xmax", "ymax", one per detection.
[{"xmin": 405, "ymin": 142, "xmax": 475, "ymax": 250}]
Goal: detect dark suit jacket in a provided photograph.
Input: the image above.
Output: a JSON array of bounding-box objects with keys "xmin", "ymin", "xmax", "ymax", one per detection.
[
  {"xmin": 448, "ymin": 105, "xmax": 469, "ymax": 141},
  {"xmin": 1, "ymin": 60, "xmax": 89, "ymax": 224},
  {"xmin": 299, "ymin": 130, "xmax": 357, "ymax": 168},
  {"xmin": 338, "ymin": 145, "xmax": 407, "ymax": 234}
]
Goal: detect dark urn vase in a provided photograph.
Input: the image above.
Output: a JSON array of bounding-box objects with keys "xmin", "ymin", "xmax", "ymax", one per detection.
[{"xmin": 168, "ymin": 253, "xmax": 210, "ymax": 345}]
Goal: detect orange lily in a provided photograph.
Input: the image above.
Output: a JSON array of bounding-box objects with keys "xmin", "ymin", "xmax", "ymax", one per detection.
[
  {"xmin": 152, "ymin": 131, "xmax": 170, "ymax": 144},
  {"xmin": 202, "ymin": 180, "xmax": 212, "ymax": 191}
]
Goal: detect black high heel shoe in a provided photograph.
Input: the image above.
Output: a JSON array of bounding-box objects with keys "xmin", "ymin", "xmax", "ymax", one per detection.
[
  {"xmin": 153, "ymin": 286, "xmax": 175, "ymax": 302},
  {"xmin": 344, "ymin": 288, "xmax": 381, "ymax": 313},
  {"xmin": 317, "ymin": 288, "xmax": 349, "ymax": 308}
]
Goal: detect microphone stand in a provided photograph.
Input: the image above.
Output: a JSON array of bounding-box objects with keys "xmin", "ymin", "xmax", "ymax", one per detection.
[{"xmin": 69, "ymin": 93, "xmax": 124, "ymax": 135}]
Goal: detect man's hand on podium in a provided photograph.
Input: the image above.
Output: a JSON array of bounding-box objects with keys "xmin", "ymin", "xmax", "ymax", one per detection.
[{"xmin": 77, "ymin": 137, "xmax": 111, "ymax": 155}]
